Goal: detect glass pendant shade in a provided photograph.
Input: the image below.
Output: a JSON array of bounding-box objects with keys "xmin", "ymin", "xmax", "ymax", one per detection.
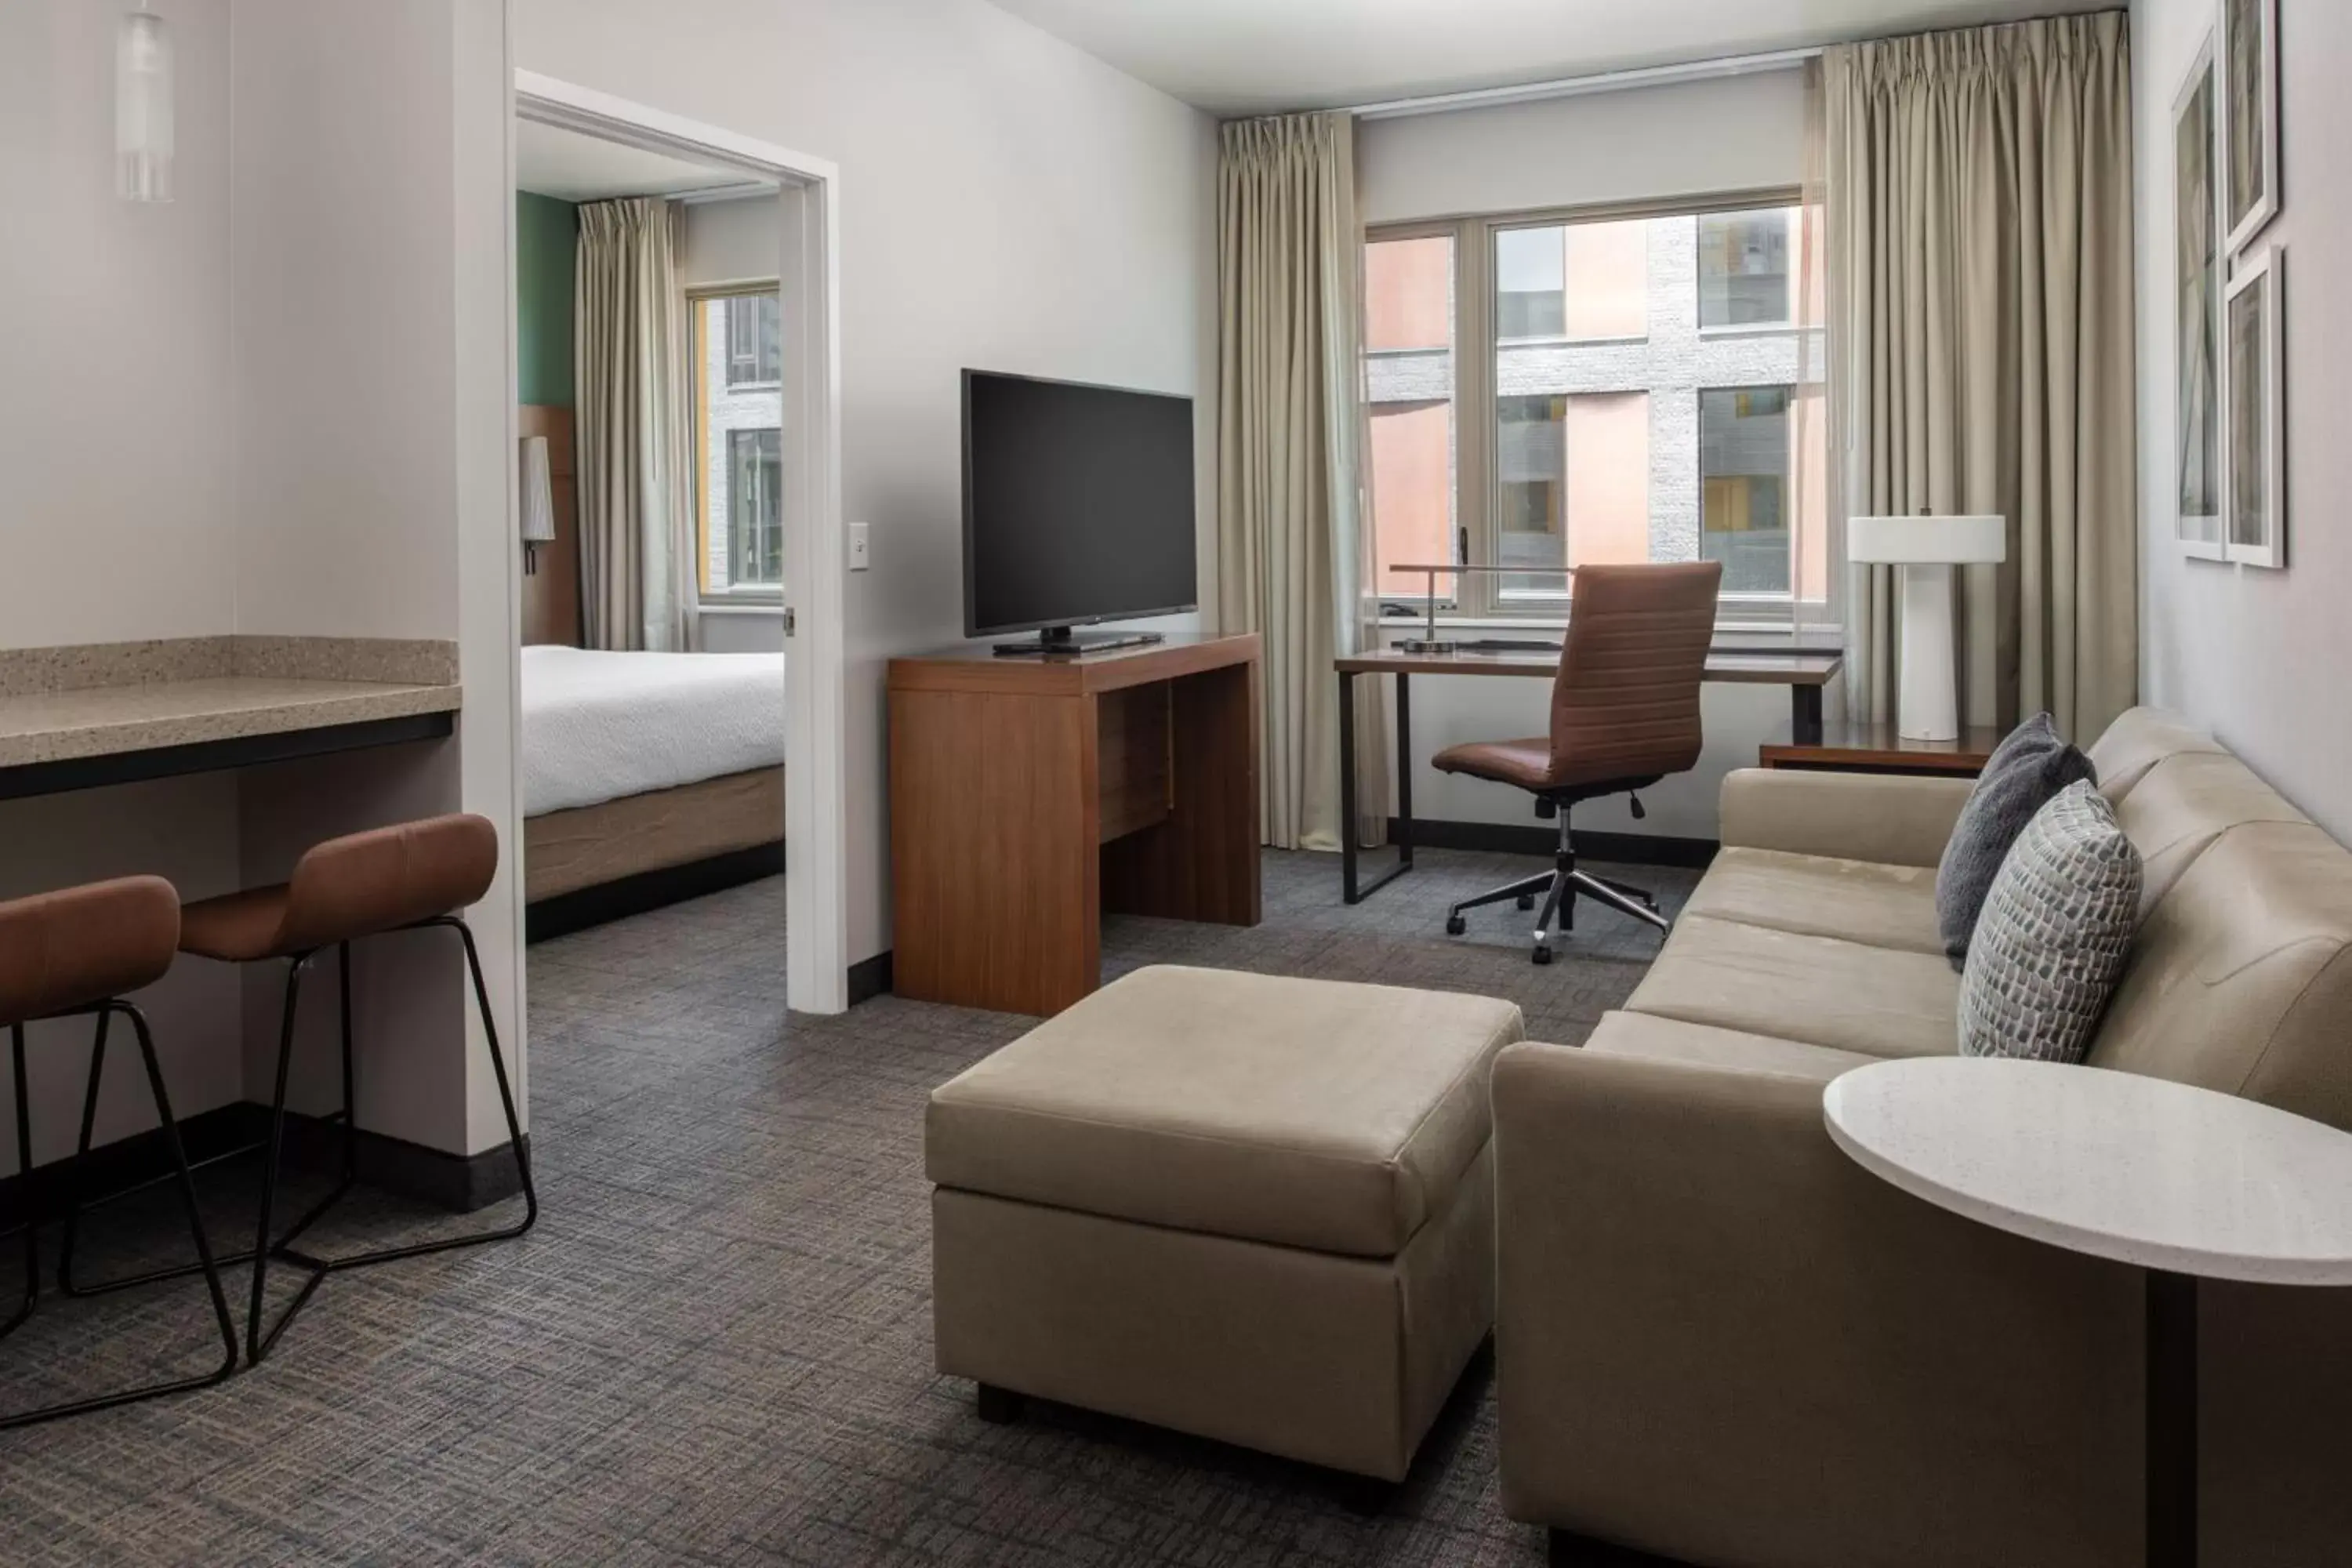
[{"xmin": 116, "ymin": 9, "xmax": 175, "ymax": 203}]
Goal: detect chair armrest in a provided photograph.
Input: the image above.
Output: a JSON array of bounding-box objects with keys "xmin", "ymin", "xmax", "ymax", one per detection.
[
  {"xmin": 1490, "ymin": 1040, "xmax": 2139, "ymax": 1566},
  {"xmin": 1719, "ymin": 768, "xmax": 1974, "ymax": 868}
]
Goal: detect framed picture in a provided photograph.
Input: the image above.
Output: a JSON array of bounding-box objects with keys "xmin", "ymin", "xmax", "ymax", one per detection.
[
  {"xmin": 2222, "ymin": 245, "xmax": 2284, "ymax": 568},
  {"xmin": 2172, "ymin": 35, "xmax": 2225, "ymax": 558},
  {"xmin": 2218, "ymin": 0, "xmax": 2280, "ymax": 256}
]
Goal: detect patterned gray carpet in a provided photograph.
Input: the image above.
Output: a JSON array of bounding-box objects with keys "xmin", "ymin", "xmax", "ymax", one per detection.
[{"xmin": 0, "ymin": 848, "xmax": 1693, "ymax": 1566}]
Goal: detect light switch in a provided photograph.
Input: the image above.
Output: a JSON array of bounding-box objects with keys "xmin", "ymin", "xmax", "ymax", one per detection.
[{"xmin": 848, "ymin": 521, "xmax": 870, "ymax": 571}]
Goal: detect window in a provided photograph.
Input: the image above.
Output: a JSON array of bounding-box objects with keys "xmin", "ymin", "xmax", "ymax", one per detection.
[
  {"xmin": 691, "ymin": 287, "xmax": 785, "ymax": 598},
  {"xmin": 1697, "ymin": 208, "xmax": 1794, "ymax": 330},
  {"xmin": 729, "ymin": 428, "xmax": 783, "ymax": 586},
  {"xmin": 1361, "ymin": 196, "xmax": 1825, "ymax": 626},
  {"xmin": 725, "ymin": 292, "xmax": 781, "ymax": 386}
]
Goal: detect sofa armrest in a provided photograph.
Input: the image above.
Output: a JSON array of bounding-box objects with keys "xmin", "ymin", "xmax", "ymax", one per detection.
[
  {"xmin": 1719, "ymin": 768, "xmax": 1974, "ymax": 868},
  {"xmin": 1490, "ymin": 1040, "xmax": 2140, "ymax": 1567}
]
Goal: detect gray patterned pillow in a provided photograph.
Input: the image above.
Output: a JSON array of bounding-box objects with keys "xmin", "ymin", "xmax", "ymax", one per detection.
[
  {"xmin": 1936, "ymin": 713, "xmax": 2096, "ymax": 969},
  {"xmin": 1957, "ymin": 782, "xmax": 2143, "ymax": 1063}
]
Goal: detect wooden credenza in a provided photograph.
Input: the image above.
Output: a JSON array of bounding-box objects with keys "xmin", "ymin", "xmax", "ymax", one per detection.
[{"xmin": 887, "ymin": 633, "xmax": 1261, "ymax": 1016}]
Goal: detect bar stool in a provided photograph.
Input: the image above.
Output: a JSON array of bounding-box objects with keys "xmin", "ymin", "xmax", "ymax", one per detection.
[
  {"xmin": 173, "ymin": 813, "xmax": 536, "ymax": 1364},
  {"xmin": 0, "ymin": 877, "xmax": 239, "ymax": 1428}
]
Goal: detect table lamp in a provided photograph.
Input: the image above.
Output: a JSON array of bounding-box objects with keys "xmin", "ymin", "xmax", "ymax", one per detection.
[
  {"xmin": 1846, "ymin": 512, "xmax": 2005, "ymax": 742},
  {"xmin": 519, "ymin": 435, "xmax": 557, "ymax": 575}
]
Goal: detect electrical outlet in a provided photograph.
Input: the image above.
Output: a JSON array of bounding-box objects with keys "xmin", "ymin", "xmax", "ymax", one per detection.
[{"xmin": 848, "ymin": 521, "xmax": 870, "ymax": 571}]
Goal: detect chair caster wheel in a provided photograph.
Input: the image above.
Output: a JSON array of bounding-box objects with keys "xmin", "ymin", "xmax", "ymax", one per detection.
[
  {"xmin": 1531, "ymin": 946, "xmax": 1554, "ymax": 966},
  {"xmin": 1515, "ymin": 894, "xmax": 1536, "ymax": 910},
  {"xmin": 1444, "ymin": 915, "xmax": 1467, "ymax": 936}
]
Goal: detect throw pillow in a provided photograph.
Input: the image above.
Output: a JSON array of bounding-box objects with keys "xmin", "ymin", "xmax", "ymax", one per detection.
[
  {"xmin": 1957, "ymin": 782, "xmax": 2143, "ymax": 1064},
  {"xmin": 1936, "ymin": 713, "xmax": 2096, "ymax": 967}
]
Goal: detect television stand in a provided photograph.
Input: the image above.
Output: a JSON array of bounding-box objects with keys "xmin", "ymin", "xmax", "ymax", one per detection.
[{"xmin": 991, "ymin": 628, "xmax": 1165, "ymax": 659}]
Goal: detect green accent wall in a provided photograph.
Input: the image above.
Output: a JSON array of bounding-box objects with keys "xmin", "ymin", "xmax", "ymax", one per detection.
[{"xmin": 516, "ymin": 192, "xmax": 578, "ymax": 406}]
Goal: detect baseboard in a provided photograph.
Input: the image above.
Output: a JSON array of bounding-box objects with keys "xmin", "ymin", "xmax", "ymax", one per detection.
[
  {"xmin": 847, "ymin": 949, "xmax": 893, "ymax": 1006},
  {"xmin": 525, "ymin": 841, "xmax": 785, "ymax": 942},
  {"xmin": 0, "ymin": 1102, "xmax": 528, "ymax": 1225},
  {"xmin": 1390, "ymin": 816, "xmax": 1719, "ymax": 870}
]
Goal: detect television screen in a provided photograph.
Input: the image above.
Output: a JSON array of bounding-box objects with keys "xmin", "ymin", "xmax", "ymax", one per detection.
[{"xmin": 963, "ymin": 371, "xmax": 1197, "ymax": 637}]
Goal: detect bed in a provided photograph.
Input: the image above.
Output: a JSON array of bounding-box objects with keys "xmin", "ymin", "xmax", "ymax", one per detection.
[{"xmin": 520, "ymin": 645, "xmax": 786, "ymax": 934}]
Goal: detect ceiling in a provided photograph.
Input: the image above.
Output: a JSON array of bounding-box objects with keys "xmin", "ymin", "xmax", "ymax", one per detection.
[
  {"xmin": 514, "ymin": 119, "xmax": 771, "ymax": 203},
  {"xmin": 985, "ymin": 0, "xmax": 2115, "ymax": 116}
]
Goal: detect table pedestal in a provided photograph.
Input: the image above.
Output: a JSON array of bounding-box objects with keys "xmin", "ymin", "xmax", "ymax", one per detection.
[{"xmin": 2148, "ymin": 1269, "xmax": 2198, "ymax": 1568}]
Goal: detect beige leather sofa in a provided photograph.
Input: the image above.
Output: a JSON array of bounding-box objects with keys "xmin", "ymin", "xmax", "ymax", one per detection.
[{"xmin": 1493, "ymin": 709, "xmax": 2352, "ymax": 1568}]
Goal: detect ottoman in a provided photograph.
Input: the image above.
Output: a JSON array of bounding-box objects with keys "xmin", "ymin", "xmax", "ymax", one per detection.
[{"xmin": 926, "ymin": 964, "xmax": 1524, "ymax": 1482}]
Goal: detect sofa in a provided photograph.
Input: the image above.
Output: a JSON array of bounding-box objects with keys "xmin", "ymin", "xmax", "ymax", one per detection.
[{"xmin": 1492, "ymin": 708, "xmax": 2352, "ymax": 1568}]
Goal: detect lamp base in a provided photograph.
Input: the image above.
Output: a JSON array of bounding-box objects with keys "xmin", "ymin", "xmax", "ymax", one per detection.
[{"xmin": 1896, "ymin": 563, "xmax": 1959, "ymax": 743}]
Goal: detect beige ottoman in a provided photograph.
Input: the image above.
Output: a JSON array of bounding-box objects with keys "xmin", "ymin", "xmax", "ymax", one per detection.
[{"xmin": 926, "ymin": 964, "xmax": 1524, "ymax": 1483}]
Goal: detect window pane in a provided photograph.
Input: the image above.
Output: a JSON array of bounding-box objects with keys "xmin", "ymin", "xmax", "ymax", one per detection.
[
  {"xmin": 1563, "ymin": 220, "xmax": 1647, "ymax": 340},
  {"xmin": 695, "ymin": 290, "xmax": 786, "ymax": 595},
  {"xmin": 1363, "ymin": 234, "xmax": 1457, "ymax": 603},
  {"xmin": 1699, "ymin": 387, "xmax": 1791, "ymax": 594},
  {"xmin": 1494, "ymin": 226, "xmax": 1564, "ymax": 339},
  {"xmin": 1697, "ymin": 209, "xmax": 1791, "ymax": 328},
  {"xmin": 1497, "ymin": 392, "xmax": 1650, "ymax": 597}
]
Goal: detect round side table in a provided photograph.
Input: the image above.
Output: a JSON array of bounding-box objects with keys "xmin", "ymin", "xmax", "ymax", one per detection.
[{"xmin": 1824, "ymin": 1057, "xmax": 2352, "ymax": 1568}]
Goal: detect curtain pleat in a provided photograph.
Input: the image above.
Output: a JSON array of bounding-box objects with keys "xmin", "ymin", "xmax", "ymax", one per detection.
[
  {"xmin": 575, "ymin": 198, "xmax": 697, "ymax": 653},
  {"xmin": 1216, "ymin": 112, "xmax": 1384, "ymax": 851},
  {"xmin": 1824, "ymin": 13, "xmax": 2138, "ymax": 740}
]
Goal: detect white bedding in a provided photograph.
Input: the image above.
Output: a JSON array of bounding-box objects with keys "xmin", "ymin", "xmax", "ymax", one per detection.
[{"xmin": 521, "ymin": 645, "xmax": 786, "ymax": 816}]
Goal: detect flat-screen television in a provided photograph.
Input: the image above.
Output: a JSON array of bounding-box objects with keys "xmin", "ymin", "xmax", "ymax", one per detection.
[{"xmin": 963, "ymin": 369, "xmax": 1196, "ymax": 652}]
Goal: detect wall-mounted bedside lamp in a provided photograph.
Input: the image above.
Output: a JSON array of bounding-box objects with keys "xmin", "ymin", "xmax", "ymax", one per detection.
[
  {"xmin": 519, "ymin": 435, "xmax": 556, "ymax": 575},
  {"xmin": 1847, "ymin": 512, "xmax": 2006, "ymax": 742},
  {"xmin": 116, "ymin": 2, "xmax": 174, "ymax": 202}
]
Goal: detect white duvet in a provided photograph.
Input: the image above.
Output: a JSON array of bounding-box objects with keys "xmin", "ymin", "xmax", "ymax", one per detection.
[{"xmin": 521, "ymin": 645, "xmax": 786, "ymax": 816}]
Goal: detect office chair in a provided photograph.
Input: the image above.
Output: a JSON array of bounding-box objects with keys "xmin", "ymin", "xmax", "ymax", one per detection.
[{"xmin": 1433, "ymin": 561, "xmax": 1720, "ymax": 964}]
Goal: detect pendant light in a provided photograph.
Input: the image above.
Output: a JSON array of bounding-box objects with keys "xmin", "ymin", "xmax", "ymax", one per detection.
[{"xmin": 116, "ymin": 2, "xmax": 175, "ymax": 202}]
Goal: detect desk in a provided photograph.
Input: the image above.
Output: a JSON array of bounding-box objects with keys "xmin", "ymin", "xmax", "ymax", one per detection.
[
  {"xmin": 1331, "ymin": 644, "xmax": 1842, "ymax": 903},
  {"xmin": 888, "ymin": 634, "xmax": 1261, "ymax": 1016},
  {"xmin": 1826, "ymin": 1058, "xmax": 2352, "ymax": 1568}
]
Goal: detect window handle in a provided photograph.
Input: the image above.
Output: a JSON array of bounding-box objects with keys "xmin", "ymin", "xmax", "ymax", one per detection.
[{"xmin": 782, "ymin": 607, "xmax": 797, "ymax": 637}]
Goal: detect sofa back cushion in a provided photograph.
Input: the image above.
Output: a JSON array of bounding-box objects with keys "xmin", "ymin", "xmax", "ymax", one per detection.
[
  {"xmin": 2086, "ymin": 823, "xmax": 2352, "ymax": 1132},
  {"xmin": 2111, "ymin": 750, "xmax": 2310, "ymax": 913},
  {"xmin": 2087, "ymin": 706, "xmax": 2227, "ymax": 804}
]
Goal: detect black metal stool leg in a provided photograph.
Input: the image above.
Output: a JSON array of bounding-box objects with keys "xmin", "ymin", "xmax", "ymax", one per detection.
[
  {"xmin": 0, "ymin": 1003, "xmax": 241, "ymax": 1430},
  {"xmin": 247, "ymin": 953, "xmax": 328, "ymax": 1366},
  {"xmin": 4, "ymin": 1025, "xmax": 34, "ymax": 1340},
  {"xmin": 55, "ymin": 1007, "xmax": 110, "ymax": 1294}
]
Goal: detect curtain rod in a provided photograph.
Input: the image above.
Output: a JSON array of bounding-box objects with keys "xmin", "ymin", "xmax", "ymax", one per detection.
[{"xmin": 1346, "ymin": 45, "xmax": 1821, "ymax": 122}]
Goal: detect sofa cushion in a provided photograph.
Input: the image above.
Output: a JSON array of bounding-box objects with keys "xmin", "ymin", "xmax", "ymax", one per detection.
[
  {"xmin": 2089, "ymin": 823, "xmax": 2352, "ymax": 1132},
  {"xmin": 2087, "ymin": 706, "xmax": 2227, "ymax": 804},
  {"xmin": 1679, "ymin": 847, "xmax": 1941, "ymax": 955},
  {"xmin": 1936, "ymin": 713, "xmax": 2097, "ymax": 966},
  {"xmin": 1581, "ymin": 1009, "xmax": 1882, "ymax": 1083},
  {"xmin": 1958, "ymin": 783, "xmax": 2143, "ymax": 1063},
  {"xmin": 1625, "ymin": 915, "xmax": 1961, "ymax": 1061},
  {"xmin": 2114, "ymin": 750, "xmax": 2310, "ymax": 913},
  {"xmin": 925, "ymin": 965, "xmax": 1524, "ymax": 1258}
]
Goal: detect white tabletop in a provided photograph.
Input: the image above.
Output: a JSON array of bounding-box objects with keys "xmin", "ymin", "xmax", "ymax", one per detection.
[{"xmin": 1823, "ymin": 1058, "xmax": 2352, "ymax": 1286}]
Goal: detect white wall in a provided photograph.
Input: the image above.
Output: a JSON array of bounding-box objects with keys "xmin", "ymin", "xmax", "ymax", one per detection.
[
  {"xmin": 0, "ymin": 0, "xmax": 238, "ymax": 648},
  {"xmin": 2132, "ymin": 0, "xmax": 2351, "ymax": 839},
  {"xmin": 681, "ymin": 192, "xmax": 780, "ymax": 286},
  {"xmin": 1359, "ymin": 69, "xmax": 1822, "ymax": 841},
  {"xmin": 514, "ymin": 0, "xmax": 1219, "ymax": 966}
]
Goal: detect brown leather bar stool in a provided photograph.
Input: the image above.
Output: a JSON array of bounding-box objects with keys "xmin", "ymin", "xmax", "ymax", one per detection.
[
  {"xmin": 0, "ymin": 877, "xmax": 238, "ymax": 1428},
  {"xmin": 175, "ymin": 814, "xmax": 536, "ymax": 1364}
]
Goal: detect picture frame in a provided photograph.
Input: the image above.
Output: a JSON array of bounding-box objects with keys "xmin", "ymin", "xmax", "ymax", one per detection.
[
  {"xmin": 2221, "ymin": 245, "xmax": 2284, "ymax": 569},
  {"xmin": 2172, "ymin": 34, "xmax": 2225, "ymax": 559},
  {"xmin": 2218, "ymin": 0, "xmax": 2280, "ymax": 256}
]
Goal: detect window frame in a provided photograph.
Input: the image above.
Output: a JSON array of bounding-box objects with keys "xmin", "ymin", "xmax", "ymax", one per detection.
[
  {"xmin": 688, "ymin": 281, "xmax": 787, "ymax": 607},
  {"xmin": 1364, "ymin": 186, "xmax": 1826, "ymax": 633}
]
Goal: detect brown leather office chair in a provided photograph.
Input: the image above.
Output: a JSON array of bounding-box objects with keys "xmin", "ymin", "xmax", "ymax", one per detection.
[{"xmin": 1433, "ymin": 561, "xmax": 1720, "ymax": 964}]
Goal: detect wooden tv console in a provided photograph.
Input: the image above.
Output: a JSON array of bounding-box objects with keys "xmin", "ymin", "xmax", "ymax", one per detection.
[{"xmin": 887, "ymin": 633, "xmax": 1262, "ymax": 1015}]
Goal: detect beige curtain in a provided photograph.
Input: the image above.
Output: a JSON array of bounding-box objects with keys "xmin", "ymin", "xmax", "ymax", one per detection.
[
  {"xmin": 1217, "ymin": 111, "xmax": 1385, "ymax": 851},
  {"xmin": 576, "ymin": 198, "xmax": 697, "ymax": 652},
  {"xmin": 1824, "ymin": 13, "xmax": 2139, "ymax": 739}
]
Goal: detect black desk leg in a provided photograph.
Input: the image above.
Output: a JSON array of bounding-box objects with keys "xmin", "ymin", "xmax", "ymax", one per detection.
[
  {"xmin": 2147, "ymin": 1269, "xmax": 2198, "ymax": 1568},
  {"xmin": 1791, "ymin": 684, "xmax": 1824, "ymax": 748},
  {"xmin": 1394, "ymin": 673, "xmax": 1413, "ymax": 870},
  {"xmin": 1338, "ymin": 669, "xmax": 1412, "ymax": 906}
]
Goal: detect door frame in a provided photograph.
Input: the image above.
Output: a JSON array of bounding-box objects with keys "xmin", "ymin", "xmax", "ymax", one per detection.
[{"xmin": 514, "ymin": 71, "xmax": 848, "ymax": 1014}]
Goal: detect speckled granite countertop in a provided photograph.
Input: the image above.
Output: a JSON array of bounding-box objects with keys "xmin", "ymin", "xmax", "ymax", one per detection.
[{"xmin": 0, "ymin": 638, "xmax": 462, "ymax": 769}]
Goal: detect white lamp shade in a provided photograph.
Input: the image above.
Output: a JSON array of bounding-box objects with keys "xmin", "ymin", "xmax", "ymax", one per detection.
[
  {"xmin": 1847, "ymin": 514, "xmax": 2006, "ymax": 565},
  {"xmin": 518, "ymin": 436, "xmax": 557, "ymax": 544},
  {"xmin": 115, "ymin": 8, "xmax": 176, "ymax": 203}
]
